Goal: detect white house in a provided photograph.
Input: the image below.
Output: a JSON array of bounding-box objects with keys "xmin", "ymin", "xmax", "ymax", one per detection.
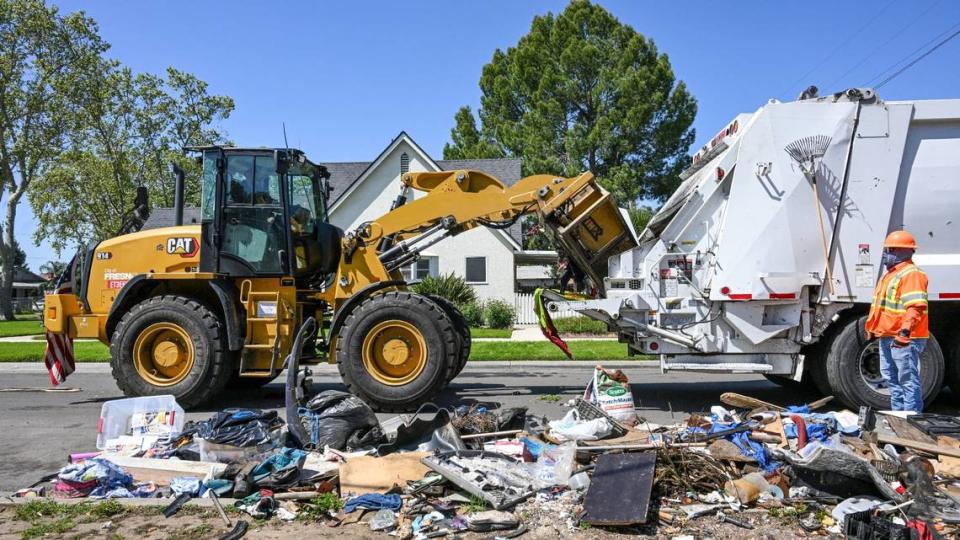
[{"xmin": 325, "ymin": 131, "xmax": 555, "ymax": 302}]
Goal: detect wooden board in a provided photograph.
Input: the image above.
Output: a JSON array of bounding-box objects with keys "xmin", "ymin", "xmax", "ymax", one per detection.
[
  {"xmin": 578, "ymin": 429, "xmax": 651, "ymax": 447},
  {"xmin": 100, "ymin": 455, "xmax": 227, "ymax": 485},
  {"xmin": 339, "ymin": 452, "xmax": 431, "ymax": 496},
  {"xmin": 936, "ymin": 436, "xmax": 960, "ymax": 478},
  {"xmin": 881, "ymin": 413, "xmax": 938, "ymax": 445},
  {"xmin": 582, "ymin": 452, "xmax": 656, "ymax": 526},
  {"xmin": 759, "ymin": 414, "xmax": 788, "ymax": 448}
]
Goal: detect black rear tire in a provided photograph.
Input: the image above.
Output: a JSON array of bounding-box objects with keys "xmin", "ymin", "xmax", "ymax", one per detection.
[
  {"xmin": 824, "ymin": 315, "xmax": 944, "ymax": 409},
  {"xmin": 110, "ymin": 295, "xmax": 230, "ymax": 409},
  {"xmin": 944, "ymin": 331, "xmax": 960, "ymax": 397},
  {"xmin": 335, "ymin": 291, "xmax": 456, "ymax": 411},
  {"xmin": 424, "ymin": 294, "xmax": 471, "ymax": 384}
]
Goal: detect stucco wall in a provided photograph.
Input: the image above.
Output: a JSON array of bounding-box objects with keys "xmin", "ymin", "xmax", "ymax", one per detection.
[{"xmin": 328, "ymin": 139, "xmax": 518, "ymax": 303}]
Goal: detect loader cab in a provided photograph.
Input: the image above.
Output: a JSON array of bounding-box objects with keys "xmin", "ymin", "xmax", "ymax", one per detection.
[{"xmin": 194, "ymin": 146, "xmax": 342, "ymax": 281}]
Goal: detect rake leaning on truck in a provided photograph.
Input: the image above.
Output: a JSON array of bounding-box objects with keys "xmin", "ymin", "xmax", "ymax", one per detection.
[{"xmin": 43, "ymin": 146, "xmax": 634, "ymax": 410}]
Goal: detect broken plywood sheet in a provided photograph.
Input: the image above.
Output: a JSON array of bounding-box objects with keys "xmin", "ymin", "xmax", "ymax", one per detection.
[
  {"xmin": 582, "ymin": 452, "xmax": 656, "ymax": 525},
  {"xmin": 935, "ymin": 436, "xmax": 960, "ymax": 478},
  {"xmin": 759, "ymin": 414, "xmax": 788, "ymax": 448},
  {"xmin": 339, "ymin": 452, "xmax": 430, "ymax": 496},
  {"xmin": 100, "ymin": 455, "xmax": 226, "ymax": 485}
]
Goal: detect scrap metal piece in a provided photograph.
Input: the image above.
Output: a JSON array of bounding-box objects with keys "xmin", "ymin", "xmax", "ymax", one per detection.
[
  {"xmin": 218, "ymin": 520, "xmax": 249, "ymax": 540},
  {"xmin": 421, "ymin": 451, "xmax": 537, "ymax": 510},
  {"xmin": 582, "ymin": 452, "xmax": 656, "ymax": 526}
]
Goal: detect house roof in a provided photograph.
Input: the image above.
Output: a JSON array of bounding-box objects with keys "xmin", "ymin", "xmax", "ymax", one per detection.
[
  {"xmin": 14, "ymin": 268, "xmax": 47, "ymax": 283},
  {"xmin": 142, "ymin": 207, "xmax": 202, "ymax": 230}
]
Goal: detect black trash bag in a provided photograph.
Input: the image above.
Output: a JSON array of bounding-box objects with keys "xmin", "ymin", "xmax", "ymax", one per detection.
[
  {"xmin": 194, "ymin": 408, "xmax": 283, "ymax": 447},
  {"xmin": 301, "ymin": 390, "xmax": 384, "ymax": 451}
]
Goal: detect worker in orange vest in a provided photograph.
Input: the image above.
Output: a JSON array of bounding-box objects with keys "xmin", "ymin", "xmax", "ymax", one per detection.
[{"xmin": 865, "ymin": 230, "xmax": 929, "ymax": 412}]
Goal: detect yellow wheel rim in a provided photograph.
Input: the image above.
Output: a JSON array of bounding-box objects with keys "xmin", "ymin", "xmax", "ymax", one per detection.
[
  {"xmin": 133, "ymin": 322, "xmax": 195, "ymax": 387},
  {"xmin": 362, "ymin": 320, "xmax": 427, "ymax": 386}
]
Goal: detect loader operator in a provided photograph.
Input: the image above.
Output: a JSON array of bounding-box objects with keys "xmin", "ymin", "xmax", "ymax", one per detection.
[{"xmin": 865, "ymin": 230, "xmax": 929, "ymax": 412}]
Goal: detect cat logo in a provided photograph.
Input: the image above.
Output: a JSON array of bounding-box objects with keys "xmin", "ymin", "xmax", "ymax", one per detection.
[{"xmin": 166, "ymin": 237, "xmax": 199, "ymax": 258}]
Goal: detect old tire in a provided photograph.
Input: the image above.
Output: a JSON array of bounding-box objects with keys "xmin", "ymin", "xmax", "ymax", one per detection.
[
  {"xmin": 336, "ymin": 291, "xmax": 456, "ymax": 411},
  {"xmin": 824, "ymin": 316, "xmax": 944, "ymax": 409},
  {"xmin": 111, "ymin": 295, "xmax": 230, "ymax": 409},
  {"xmin": 424, "ymin": 294, "xmax": 471, "ymax": 384}
]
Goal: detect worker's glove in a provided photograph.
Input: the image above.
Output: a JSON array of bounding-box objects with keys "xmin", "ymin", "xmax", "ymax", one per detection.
[{"xmin": 893, "ymin": 329, "xmax": 911, "ymax": 348}]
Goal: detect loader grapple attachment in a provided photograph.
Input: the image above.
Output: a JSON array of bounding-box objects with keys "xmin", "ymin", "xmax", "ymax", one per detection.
[{"xmin": 538, "ymin": 174, "xmax": 637, "ymax": 293}]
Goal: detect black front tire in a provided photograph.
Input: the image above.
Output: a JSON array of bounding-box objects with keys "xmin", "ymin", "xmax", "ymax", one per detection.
[
  {"xmin": 423, "ymin": 294, "xmax": 471, "ymax": 384},
  {"xmin": 335, "ymin": 291, "xmax": 456, "ymax": 411},
  {"xmin": 824, "ymin": 315, "xmax": 944, "ymax": 409},
  {"xmin": 110, "ymin": 295, "xmax": 230, "ymax": 409}
]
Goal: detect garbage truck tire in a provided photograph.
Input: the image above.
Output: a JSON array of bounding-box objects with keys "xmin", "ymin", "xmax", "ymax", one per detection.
[
  {"xmin": 336, "ymin": 291, "xmax": 456, "ymax": 411},
  {"xmin": 824, "ymin": 315, "xmax": 944, "ymax": 409},
  {"xmin": 423, "ymin": 294, "xmax": 471, "ymax": 384},
  {"xmin": 943, "ymin": 330, "xmax": 960, "ymax": 397},
  {"xmin": 111, "ymin": 295, "xmax": 230, "ymax": 409}
]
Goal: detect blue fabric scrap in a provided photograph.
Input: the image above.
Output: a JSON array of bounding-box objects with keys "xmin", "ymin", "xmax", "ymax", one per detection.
[{"xmin": 344, "ymin": 493, "xmax": 402, "ymax": 513}]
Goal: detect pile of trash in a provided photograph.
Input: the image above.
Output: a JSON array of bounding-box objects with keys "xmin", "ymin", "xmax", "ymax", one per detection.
[{"xmin": 12, "ymin": 365, "xmax": 960, "ymax": 539}]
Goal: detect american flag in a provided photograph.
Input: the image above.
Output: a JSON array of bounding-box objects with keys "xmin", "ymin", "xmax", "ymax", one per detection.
[{"xmin": 44, "ymin": 257, "xmax": 76, "ymax": 385}]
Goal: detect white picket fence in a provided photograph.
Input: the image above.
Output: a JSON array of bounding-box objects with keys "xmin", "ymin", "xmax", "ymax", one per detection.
[{"xmin": 514, "ymin": 292, "xmax": 580, "ymax": 325}]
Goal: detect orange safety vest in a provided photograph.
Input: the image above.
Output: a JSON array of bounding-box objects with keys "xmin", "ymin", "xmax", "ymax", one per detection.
[{"xmin": 865, "ymin": 261, "xmax": 929, "ymax": 338}]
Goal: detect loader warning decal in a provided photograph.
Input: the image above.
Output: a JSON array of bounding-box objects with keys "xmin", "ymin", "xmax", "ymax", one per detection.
[{"xmin": 166, "ymin": 237, "xmax": 199, "ymax": 258}]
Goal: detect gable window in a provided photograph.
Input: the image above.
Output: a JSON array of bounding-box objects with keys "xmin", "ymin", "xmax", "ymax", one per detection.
[
  {"xmin": 400, "ymin": 152, "xmax": 409, "ymax": 175},
  {"xmin": 465, "ymin": 257, "xmax": 486, "ymax": 283}
]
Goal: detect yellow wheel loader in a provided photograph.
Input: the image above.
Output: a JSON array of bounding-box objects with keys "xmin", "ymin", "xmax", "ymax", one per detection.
[{"xmin": 44, "ymin": 146, "xmax": 634, "ymax": 410}]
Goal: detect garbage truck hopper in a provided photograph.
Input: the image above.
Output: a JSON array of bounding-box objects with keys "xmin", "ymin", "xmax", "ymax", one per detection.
[{"xmin": 550, "ymin": 88, "xmax": 960, "ymax": 409}]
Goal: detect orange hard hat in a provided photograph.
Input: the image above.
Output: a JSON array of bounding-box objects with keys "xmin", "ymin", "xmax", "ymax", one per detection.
[{"xmin": 884, "ymin": 230, "xmax": 917, "ymax": 249}]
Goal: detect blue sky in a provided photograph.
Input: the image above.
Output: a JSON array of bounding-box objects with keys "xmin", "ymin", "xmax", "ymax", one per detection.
[{"xmin": 23, "ymin": 0, "xmax": 960, "ymax": 269}]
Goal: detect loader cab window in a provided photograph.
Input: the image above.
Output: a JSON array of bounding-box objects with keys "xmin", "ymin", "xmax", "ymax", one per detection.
[
  {"xmin": 221, "ymin": 154, "xmax": 286, "ymax": 274},
  {"xmin": 287, "ymin": 168, "xmax": 326, "ymax": 235}
]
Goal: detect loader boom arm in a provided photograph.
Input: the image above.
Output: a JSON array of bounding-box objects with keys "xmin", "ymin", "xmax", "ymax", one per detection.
[{"xmin": 326, "ymin": 169, "xmax": 635, "ymax": 307}]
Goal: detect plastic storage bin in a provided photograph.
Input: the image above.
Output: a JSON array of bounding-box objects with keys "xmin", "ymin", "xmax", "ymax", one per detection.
[{"xmin": 96, "ymin": 395, "xmax": 184, "ymax": 450}]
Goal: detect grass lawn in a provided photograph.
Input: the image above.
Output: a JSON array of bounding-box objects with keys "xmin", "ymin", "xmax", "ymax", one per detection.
[
  {"xmin": 0, "ymin": 318, "xmax": 45, "ymax": 337},
  {"xmin": 0, "ymin": 341, "xmax": 110, "ymax": 362},
  {"xmin": 469, "ymin": 327, "xmax": 512, "ymax": 339},
  {"xmin": 468, "ymin": 340, "xmax": 651, "ymax": 361},
  {"xmin": 0, "ymin": 340, "xmax": 650, "ymax": 363}
]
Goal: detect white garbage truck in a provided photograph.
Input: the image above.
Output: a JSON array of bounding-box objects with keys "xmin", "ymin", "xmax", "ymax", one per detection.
[{"xmin": 554, "ymin": 88, "xmax": 960, "ymax": 409}]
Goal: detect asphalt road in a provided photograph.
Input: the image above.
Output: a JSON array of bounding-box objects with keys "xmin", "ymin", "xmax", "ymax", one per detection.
[{"xmin": 1, "ymin": 361, "xmax": 957, "ymax": 492}]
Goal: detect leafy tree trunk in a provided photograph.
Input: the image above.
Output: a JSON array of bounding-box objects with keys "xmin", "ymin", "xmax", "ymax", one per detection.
[{"xmin": 0, "ymin": 194, "xmax": 18, "ymax": 320}]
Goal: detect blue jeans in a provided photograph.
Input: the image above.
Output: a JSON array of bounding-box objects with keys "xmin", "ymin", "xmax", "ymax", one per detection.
[{"xmin": 878, "ymin": 337, "xmax": 926, "ymax": 412}]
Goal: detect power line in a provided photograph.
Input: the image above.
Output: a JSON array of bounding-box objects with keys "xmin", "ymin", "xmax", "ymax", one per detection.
[
  {"xmin": 875, "ymin": 27, "xmax": 960, "ymax": 88},
  {"xmin": 824, "ymin": 0, "xmax": 944, "ymax": 91},
  {"xmin": 777, "ymin": 0, "xmax": 896, "ymax": 99},
  {"xmin": 864, "ymin": 19, "xmax": 960, "ymax": 86}
]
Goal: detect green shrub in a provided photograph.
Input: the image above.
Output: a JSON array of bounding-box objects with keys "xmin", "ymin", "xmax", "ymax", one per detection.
[
  {"xmin": 412, "ymin": 273, "xmax": 477, "ymax": 307},
  {"xmin": 553, "ymin": 316, "xmax": 609, "ymax": 334},
  {"xmin": 484, "ymin": 299, "xmax": 515, "ymax": 329},
  {"xmin": 461, "ymin": 301, "xmax": 485, "ymax": 327}
]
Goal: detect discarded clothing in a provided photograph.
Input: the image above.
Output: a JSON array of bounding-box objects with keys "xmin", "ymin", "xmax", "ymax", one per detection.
[
  {"xmin": 251, "ymin": 447, "xmax": 307, "ymax": 490},
  {"xmin": 57, "ymin": 458, "xmax": 135, "ymax": 498},
  {"xmin": 235, "ymin": 489, "xmax": 278, "ymax": 519},
  {"xmin": 170, "ymin": 476, "xmax": 202, "ymax": 497},
  {"xmin": 343, "ymin": 493, "xmax": 402, "ymax": 513}
]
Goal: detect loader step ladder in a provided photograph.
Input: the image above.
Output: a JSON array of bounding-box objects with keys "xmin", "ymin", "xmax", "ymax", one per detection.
[{"xmin": 238, "ymin": 281, "xmax": 289, "ymax": 379}]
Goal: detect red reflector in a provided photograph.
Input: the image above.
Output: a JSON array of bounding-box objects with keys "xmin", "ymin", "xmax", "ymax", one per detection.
[
  {"xmin": 940, "ymin": 293, "xmax": 960, "ymax": 299},
  {"xmin": 716, "ymin": 167, "xmax": 725, "ymax": 181},
  {"xmin": 649, "ymin": 342, "xmax": 659, "ymax": 351},
  {"xmin": 97, "ymin": 417, "xmax": 103, "ymax": 434},
  {"xmin": 720, "ymin": 286, "xmax": 731, "ymax": 295},
  {"xmin": 770, "ymin": 293, "xmax": 797, "ymax": 299},
  {"xmin": 728, "ymin": 293, "xmax": 753, "ymax": 300}
]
